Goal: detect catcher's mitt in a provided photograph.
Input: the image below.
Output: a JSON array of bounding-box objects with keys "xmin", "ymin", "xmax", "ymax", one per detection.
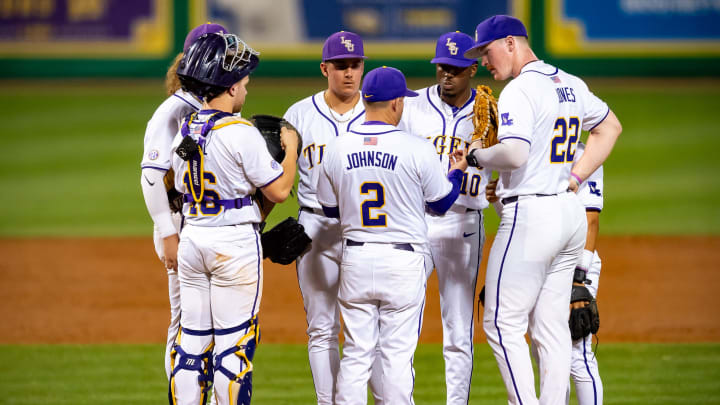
[
  {"xmin": 260, "ymin": 217, "xmax": 312, "ymax": 265},
  {"xmin": 251, "ymin": 114, "xmax": 302, "ymax": 162},
  {"xmin": 569, "ymin": 283, "xmax": 600, "ymax": 340},
  {"xmin": 471, "ymin": 85, "xmax": 499, "ymax": 148},
  {"xmin": 163, "ymin": 168, "xmax": 184, "ymax": 213}
]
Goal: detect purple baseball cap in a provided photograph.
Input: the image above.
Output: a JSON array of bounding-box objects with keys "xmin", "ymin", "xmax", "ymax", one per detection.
[
  {"xmin": 431, "ymin": 31, "xmax": 477, "ymax": 68},
  {"xmin": 322, "ymin": 31, "xmax": 367, "ymax": 61},
  {"xmin": 361, "ymin": 66, "xmax": 418, "ymax": 102},
  {"xmin": 463, "ymin": 15, "xmax": 528, "ymax": 59},
  {"xmin": 184, "ymin": 23, "xmax": 228, "ymax": 53}
]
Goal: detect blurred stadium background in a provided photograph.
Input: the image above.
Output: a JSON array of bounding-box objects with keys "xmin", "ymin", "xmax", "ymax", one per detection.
[{"xmin": 1, "ymin": 1, "xmax": 720, "ymax": 404}]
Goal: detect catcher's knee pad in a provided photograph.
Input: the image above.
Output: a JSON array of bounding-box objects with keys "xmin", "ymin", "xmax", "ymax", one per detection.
[
  {"xmin": 168, "ymin": 326, "xmax": 215, "ymax": 405},
  {"xmin": 214, "ymin": 317, "xmax": 260, "ymax": 405}
]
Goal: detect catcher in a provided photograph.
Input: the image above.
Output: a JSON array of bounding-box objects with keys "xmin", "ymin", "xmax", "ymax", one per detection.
[{"xmin": 163, "ymin": 115, "xmax": 310, "ymax": 267}]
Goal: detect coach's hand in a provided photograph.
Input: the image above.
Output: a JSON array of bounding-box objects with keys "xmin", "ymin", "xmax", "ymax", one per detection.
[
  {"xmin": 449, "ymin": 149, "xmax": 468, "ymax": 172},
  {"xmin": 162, "ymin": 234, "xmax": 179, "ymax": 271}
]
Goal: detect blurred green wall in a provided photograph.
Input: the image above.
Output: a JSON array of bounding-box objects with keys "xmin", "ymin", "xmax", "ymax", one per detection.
[{"xmin": 1, "ymin": 1, "xmax": 718, "ymax": 78}]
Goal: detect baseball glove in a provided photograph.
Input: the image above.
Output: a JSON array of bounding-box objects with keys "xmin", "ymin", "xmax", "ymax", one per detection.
[
  {"xmin": 260, "ymin": 217, "xmax": 312, "ymax": 265},
  {"xmin": 569, "ymin": 284, "xmax": 600, "ymax": 340},
  {"xmin": 163, "ymin": 168, "xmax": 184, "ymax": 213},
  {"xmin": 471, "ymin": 85, "xmax": 499, "ymax": 148},
  {"xmin": 250, "ymin": 114, "xmax": 302, "ymax": 162}
]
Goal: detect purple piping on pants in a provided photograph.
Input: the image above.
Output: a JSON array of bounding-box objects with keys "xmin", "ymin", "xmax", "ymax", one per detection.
[
  {"xmin": 582, "ymin": 335, "xmax": 599, "ymax": 405},
  {"xmin": 494, "ymin": 202, "xmax": 523, "ymax": 405},
  {"xmin": 251, "ymin": 228, "xmax": 261, "ymax": 318}
]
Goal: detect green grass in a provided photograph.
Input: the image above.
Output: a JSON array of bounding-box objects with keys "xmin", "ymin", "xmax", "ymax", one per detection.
[
  {"xmin": 1, "ymin": 78, "xmax": 718, "ymax": 236},
  {"xmin": 0, "ymin": 343, "xmax": 718, "ymax": 404}
]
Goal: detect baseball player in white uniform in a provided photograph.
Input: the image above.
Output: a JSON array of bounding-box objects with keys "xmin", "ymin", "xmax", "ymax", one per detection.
[
  {"xmin": 463, "ymin": 15, "xmax": 622, "ymax": 405},
  {"xmin": 316, "ymin": 66, "xmax": 468, "ymax": 405},
  {"xmin": 282, "ymin": 31, "xmax": 376, "ymax": 404},
  {"xmin": 398, "ymin": 31, "xmax": 490, "ymax": 404},
  {"xmin": 166, "ymin": 33, "xmax": 298, "ymax": 405},
  {"xmin": 569, "ymin": 142, "xmax": 604, "ymax": 405},
  {"xmin": 140, "ymin": 22, "xmax": 227, "ymax": 381}
]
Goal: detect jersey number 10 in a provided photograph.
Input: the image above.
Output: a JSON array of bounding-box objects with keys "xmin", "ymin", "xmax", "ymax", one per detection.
[{"xmin": 550, "ymin": 117, "xmax": 580, "ymax": 163}]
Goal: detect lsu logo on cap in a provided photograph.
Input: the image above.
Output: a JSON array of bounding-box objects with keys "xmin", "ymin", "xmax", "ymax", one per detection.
[
  {"xmin": 340, "ymin": 36, "xmax": 354, "ymax": 52},
  {"xmin": 445, "ymin": 38, "xmax": 458, "ymax": 55}
]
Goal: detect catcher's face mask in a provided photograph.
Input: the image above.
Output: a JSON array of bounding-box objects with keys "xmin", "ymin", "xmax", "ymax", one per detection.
[{"xmin": 222, "ymin": 33, "xmax": 259, "ymax": 72}]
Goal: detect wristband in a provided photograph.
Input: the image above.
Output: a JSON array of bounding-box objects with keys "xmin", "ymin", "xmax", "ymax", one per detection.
[
  {"xmin": 573, "ymin": 267, "xmax": 587, "ymax": 284},
  {"xmin": 570, "ymin": 172, "xmax": 583, "ymax": 185},
  {"xmin": 467, "ymin": 149, "xmax": 480, "ymax": 168}
]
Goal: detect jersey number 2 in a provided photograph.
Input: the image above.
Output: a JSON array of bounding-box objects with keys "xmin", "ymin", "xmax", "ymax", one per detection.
[
  {"xmin": 550, "ymin": 117, "xmax": 580, "ymax": 163},
  {"xmin": 360, "ymin": 182, "xmax": 387, "ymax": 227}
]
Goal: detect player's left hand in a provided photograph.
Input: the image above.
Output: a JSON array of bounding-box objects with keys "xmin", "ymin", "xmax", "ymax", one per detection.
[
  {"xmin": 568, "ymin": 176, "xmax": 580, "ymax": 193},
  {"xmin": 449, "ymin": 149, "xmax": 468, "ymax": 172},
  {"xmin": 569, "ymin": 283, "xmax": 600, "ymax": 340},
  {"xmin": 162, "ymin": 234, "xmax": 179, "ymax": 271}
]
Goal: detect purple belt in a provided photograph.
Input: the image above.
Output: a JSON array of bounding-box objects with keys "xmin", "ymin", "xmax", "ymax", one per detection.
[{"xmin": 183, "ymin": 194, "xmax": 253, "ymax": 210}]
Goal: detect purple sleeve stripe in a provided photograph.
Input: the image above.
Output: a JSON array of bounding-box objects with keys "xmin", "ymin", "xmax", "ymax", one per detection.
[
  {"xmin": 426, "ymin": 169, "xmax": 463, "ymax": 214},
  {"xmin": 499, "ymin": 136, "xmax": 531, "ymax": 145},
  {"xmin": 588, "ymin": 107, "xmax": 610, "ymax": 132},
  {"xmin": 259, "ymin": 170, "xmax": 284, "ymax": 188},
  {"xmin": 585, "ymin": 207, "xmax": 602, "ymax": 212},
  {"xmin": 141, "ymin": 165, "xmax": 169, "ymax": 172}
]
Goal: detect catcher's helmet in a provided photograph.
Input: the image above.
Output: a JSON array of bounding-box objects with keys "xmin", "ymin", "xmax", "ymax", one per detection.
[{"xmin": 177, "ymin": 33, "xmax": 259, "ymax": 99}]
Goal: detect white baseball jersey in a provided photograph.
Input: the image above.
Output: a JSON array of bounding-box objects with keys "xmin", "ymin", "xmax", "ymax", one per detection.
[
  {"xmin": 574, "ymin": 142, "xmax": 604, "ymax": 212},
  {"xmin": 399, "ymin": 85, "xmax": 490, "ymax": 211},
  {"xmin": 495, "ymin": 60, "xmax": 609, "ymax": 198},
  {"xmin": 142, "ymin": 90, "xmax": 202, "ymax": 171},
  {"xmin": 140, "ymin": 89, "xmax": 200, "ymax": 381},
  {"xmin": 170, "ymin": 112, "xmax": 283, "ymax": 226},
  {"xmin": 283, "ymin": 91, "xmax": 366, "ymax": 209},
  {"xmin": 316, "ymin": 123, "xmax": 453, "ymax": 245}
]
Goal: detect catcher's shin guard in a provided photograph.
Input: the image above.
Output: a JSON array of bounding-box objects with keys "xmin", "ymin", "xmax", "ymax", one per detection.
[
  {"xmin": 214, "ymin": 317, "xmax": 260, "ymax": 405},
  {"xmin": 168, "ymin": 327, "xmax": 215, "ymax": 405}
]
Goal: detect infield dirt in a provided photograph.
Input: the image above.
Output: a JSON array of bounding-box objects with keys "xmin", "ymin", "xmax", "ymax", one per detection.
[{"xmin": 1, "ymin": 235, "xmax": 718, "ymax": 344}]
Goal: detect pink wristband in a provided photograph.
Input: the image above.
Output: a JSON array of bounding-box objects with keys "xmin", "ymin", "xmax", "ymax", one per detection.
[{"xmin": 571, "ymin": 172, "xmax": 583, "ymax": 185}]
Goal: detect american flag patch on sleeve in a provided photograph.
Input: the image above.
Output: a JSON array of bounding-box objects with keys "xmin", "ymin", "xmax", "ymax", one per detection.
[
  {"xmin": 364, "ymin": 137, "xmax": 377, "ymax": 145},
  {"xmin": 551, "ymin": 76, "xmax": 561, "ymax": 83}
]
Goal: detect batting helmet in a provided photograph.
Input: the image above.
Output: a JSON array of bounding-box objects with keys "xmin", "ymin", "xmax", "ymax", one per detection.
[{"xmin": 177, "ymin": 33, "xmax": 260, "ymax": 99}]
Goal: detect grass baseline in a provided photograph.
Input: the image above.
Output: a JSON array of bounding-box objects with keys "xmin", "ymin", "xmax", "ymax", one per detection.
[{"xmin": 0, "ymin": 342, "xmax": 718, "ymax": 404}]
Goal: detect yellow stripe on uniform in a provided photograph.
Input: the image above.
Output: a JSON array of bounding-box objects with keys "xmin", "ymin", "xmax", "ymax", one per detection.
[{"xmin": 212, "ymin": 119, "xmax": 253, "ymax": 130}]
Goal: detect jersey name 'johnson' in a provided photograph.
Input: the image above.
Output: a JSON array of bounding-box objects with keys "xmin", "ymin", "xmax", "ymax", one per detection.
[{"xmin": 344, "ymin": 149, "xmax": 398, "ymax": 171}]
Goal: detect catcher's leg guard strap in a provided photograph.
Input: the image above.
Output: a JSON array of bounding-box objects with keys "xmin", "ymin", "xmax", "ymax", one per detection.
[
  {"xmin": 214, "ymin": 317, "xmax": 259, "ymax": 405},
  {"xmin": 169, "ymin": 327, "xmax": 214, "ymax": 405}
]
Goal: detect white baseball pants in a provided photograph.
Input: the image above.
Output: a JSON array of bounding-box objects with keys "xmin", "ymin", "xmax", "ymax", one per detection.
[
  {"xmin": 335, "ymin": 242, "xmax": 432, "ymax": 405},
  {"xmin": 483, "ymin": 193, "xmax": 586, "ymax": 405},
  {"xmin": 569, "ymin": 251, "xmax": 603, "ymax": 405},
  {"xmin": 296, "ymin": 209, "xmax": 343, "ymax": 404},
  {"xmin": 426, "ymin": 206, "xmax": 484, "ymax": 404},
  {"xmin": 173, "ymin": 223, "xmax": 263, "ymax": 405},
  {"xmin": 152, "ymin": 212, "xmax": 183, "ymax": 380}
]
